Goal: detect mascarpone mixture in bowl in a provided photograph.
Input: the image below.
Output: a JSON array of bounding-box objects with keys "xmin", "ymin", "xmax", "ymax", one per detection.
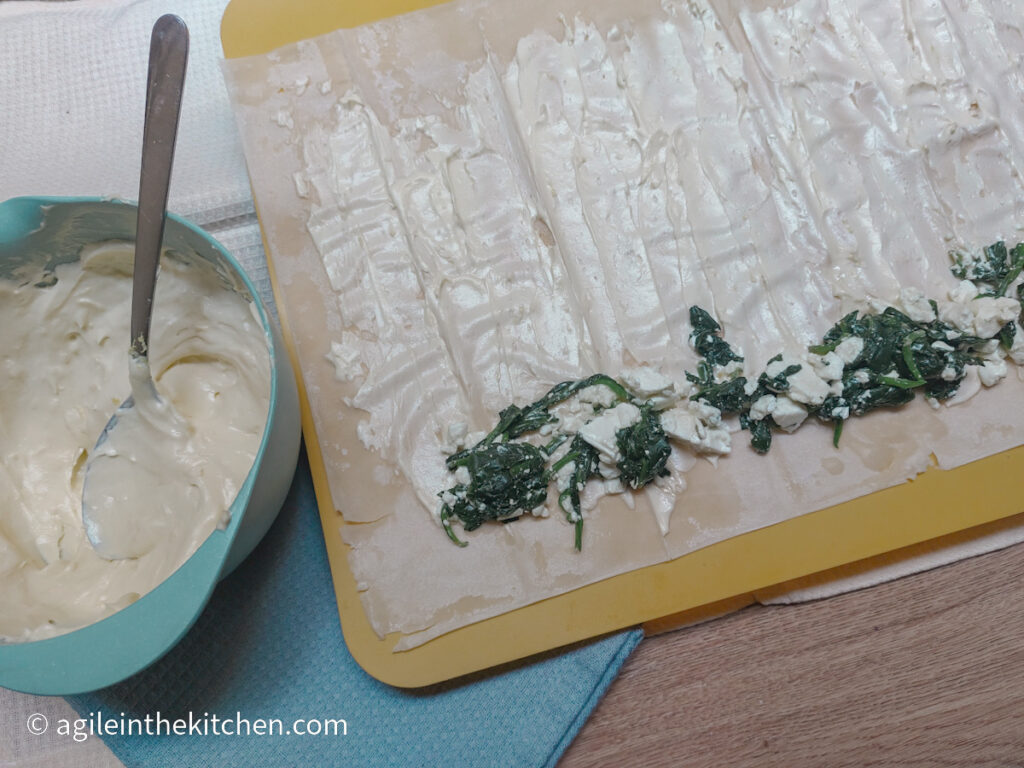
[{"xmin": 0, "ymin": 240, "xmax": 271, "ymax": 643}]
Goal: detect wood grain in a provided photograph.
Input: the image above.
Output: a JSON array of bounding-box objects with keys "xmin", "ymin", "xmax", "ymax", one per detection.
[{"xmin": 560, "ymin": 542, "xmax": 1024, "ymax": 767}]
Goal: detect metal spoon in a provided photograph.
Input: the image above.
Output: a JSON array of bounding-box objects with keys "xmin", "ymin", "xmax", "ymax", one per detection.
[{"xmin": 82, "ymin": 15, "xmax": 189, "ymax": 558}]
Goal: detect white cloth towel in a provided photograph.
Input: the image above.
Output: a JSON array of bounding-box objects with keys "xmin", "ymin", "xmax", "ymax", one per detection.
[{"xmin": 0, "ymin": 0, "xmax": 251, "ymax": 224}]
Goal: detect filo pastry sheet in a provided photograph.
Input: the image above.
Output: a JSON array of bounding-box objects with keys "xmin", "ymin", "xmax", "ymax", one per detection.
[{"xmin": 223, "ymin": 0, "xmax": 1024, "ymax": 649}]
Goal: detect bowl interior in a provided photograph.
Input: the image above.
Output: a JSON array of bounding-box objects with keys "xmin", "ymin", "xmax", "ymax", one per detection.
[{"xmin": 0, "ymin": 197, "xmax": 296, "ymax": 695}]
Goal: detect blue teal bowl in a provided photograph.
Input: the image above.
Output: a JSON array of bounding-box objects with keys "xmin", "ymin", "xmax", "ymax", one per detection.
[{"xmin": 0, "ymin": 197, "xmax": 301, "ymax": 695}]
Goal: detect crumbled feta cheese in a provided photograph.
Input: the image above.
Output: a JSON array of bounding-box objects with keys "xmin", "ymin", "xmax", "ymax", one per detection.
[
  {"xmin": 453, "ymin": 466, "xmax": 471, "ymax": 485},
  {"xmin": 699, "ymin": 427, "xmax": 731, "ymax": 455},
  {"xmin": 938, "ymin": 281, "xmax": 1019, "ymax": 338},
  {"xmin": 951, "ymin": 250, "xmax": 985, "ymax": 280},
  {"xmin": 749, "ymin": 394, "xmax": 777, "ymax": 422},
  {"xmin": 900, "ymin": 287, "xmax": 936, "ymax": 323},
  {"xmin": 771, "ymin": 396, "xmax": 808, "ymax": 432},
  {"xmin": 619, "ymin": 367, "xmax": 686, "ymax": 409},
  {"xmin": 977, "ymin": 339, "xmax": 1000, "ymax": 356},
  {"xmin": 554, "ymin": 461, "xmax": 576, "ymax": 492},
  {"xmin": 833, "ymin": 336, "xmax": 865, "ymax": 365},
  {"xmin": 578, "ymin": 402, "xmax": 641, "ymax": 462},
  {"xmin": 688, "ymin": 400, "xmax": 724, "ymax": 427},
  {"xmin": 829, "ymin": 404, "xmax": 850, "ymax": 420},
  {"xmin": 660, "ymin": 405, "xmax": 731, "ymax": 455},
  {"xmin": 931, "ymin": 341, "xmax": 954, "ymax": 351},
  {"xmin": 660, "ymin": 408, "xmax": 698, "ymax": 444},
  {"xmin": 852, "ymin": 369, "xmax": 870, "ymax": 384},
  {"xmin": 943, "ymin": 305, "xmax": 976, "ymax": 335},
  {"xmin": 578, "ymin": 384, "xmax": 619, "ymax": 407},
  {"xmin": 971, "ymin": 296, "xmax": 1020, "ymax": 338},
  {"xmin": 603, "ymin": 478, "xmax": 626, "ymax": 496},
  {"xmin": 940, "ymin": 365, "xmax": 958, "ymax": 381},
  {"xmin": 788, "ymin": 365, "xmax": 831, "ymax": 405},
  {"xmin": 765, "ymin": 355, "xmax": 830, "ymax": 405},
  {"xmin": 866, "ymin": 296, "xmax": 890, "ymax": 314},
  {"xmin": 949, "ymin": 279, "xmax": 978, "ymax": 304},
  {"xmin": 938, "ymin": 301, "xmax": 974, "ymax": 334},
  {"xmin": 979, "ymin": 359, "xmax": 1008, "ymax": 387},
  {"xmin": 1009, "ymin": 324, "xmax": 1024, "ymax": 365},
  {"xmin": 553, "ymin": 395, "xmax": 600, "ymax": 435},
  {"xmin": 464, "ymin": 431, "xmax": 486, "ymax": 447},
  {"xmin": 620, "ymin": 366, "xmax": 674, "ymax": 398},
  {"xmin": 555, "ymin": 407, "xmax": 591, "ymax": 435},
  {"xmin": 673, "ymin": 379, "xmax": 695, "ymax": 399},
  {"xmin": 808, "ymin": 351, "xmax": 844, "ymax": 381},
  {"xmin": 440, "ymin": 421, "xmax": 471, "ymax": 453}
]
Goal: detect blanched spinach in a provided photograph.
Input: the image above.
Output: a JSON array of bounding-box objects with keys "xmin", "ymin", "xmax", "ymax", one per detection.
[
  {"xmin": 439, "ymin": 441, "xmax": 548, "ymax": 547},
  {"xmin": 689, "ymin": 306, "xmax": 743, "ymax": 367},
  {"xmin": 616, "ymin": 405, "xmax": 672, "ymax": 489},
  {"xmin": 439, "ymin": 373, "xmax": 631, "ymax": 550},
  {"xmin": 550, "ymin": 435, "xmax": 602, "ymax": 551},
  {"xmin": 739, "ymin": 412, "xmax": 774, "ymax": 454},
  {"xmin": 951, "ymin": 241, "xmax": 1024, "ymax": 297}
]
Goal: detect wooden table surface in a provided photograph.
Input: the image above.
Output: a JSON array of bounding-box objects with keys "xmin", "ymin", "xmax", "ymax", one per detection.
[{"xmin": 560, "ymin": 539, "xmax": 1024, "ymax": 767}]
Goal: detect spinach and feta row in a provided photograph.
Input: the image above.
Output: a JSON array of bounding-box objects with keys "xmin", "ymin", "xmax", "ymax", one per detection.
[
  {"xmin": 695, "ymin": 243, "xmax": 1024, "ymax": 453},
  {"xmin": 437, "ymin": 373, "xmax": 673, "ymax": 550},
  {"xmin": 437, "ymin": 240, "xmax": 1024, "ymax": 550}
]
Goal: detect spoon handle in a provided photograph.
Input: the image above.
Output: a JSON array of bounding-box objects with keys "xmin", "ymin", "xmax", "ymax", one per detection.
[{"xmin": 131, "ymin": 14, "xmax": 189, "ymax": 356}]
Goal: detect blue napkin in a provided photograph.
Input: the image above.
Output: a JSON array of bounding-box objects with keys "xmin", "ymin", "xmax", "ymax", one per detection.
[{"xmin": 67, "ymin": 447, "xmax": 642, "ymax": 768}]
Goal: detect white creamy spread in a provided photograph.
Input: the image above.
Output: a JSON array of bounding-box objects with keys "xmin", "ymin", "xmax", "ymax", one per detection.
[
  {"xmin": 0, "ymin": 242, "xmax": 271, "ymax": 642},
  {"xmin": 284, "ymin": 0, "xmax": 1024, "ymax": 539}
]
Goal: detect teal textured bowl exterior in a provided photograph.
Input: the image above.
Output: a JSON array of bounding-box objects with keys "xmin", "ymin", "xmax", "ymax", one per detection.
[{"xmin": 0, "ymin": 197, "xmax": 300, "ymax": 695}]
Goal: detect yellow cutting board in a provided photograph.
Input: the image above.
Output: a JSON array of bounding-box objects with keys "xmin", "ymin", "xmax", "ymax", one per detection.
[{"xmin": 221, "ymin": 0, "xmax": 1024, "ymax": 687}]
